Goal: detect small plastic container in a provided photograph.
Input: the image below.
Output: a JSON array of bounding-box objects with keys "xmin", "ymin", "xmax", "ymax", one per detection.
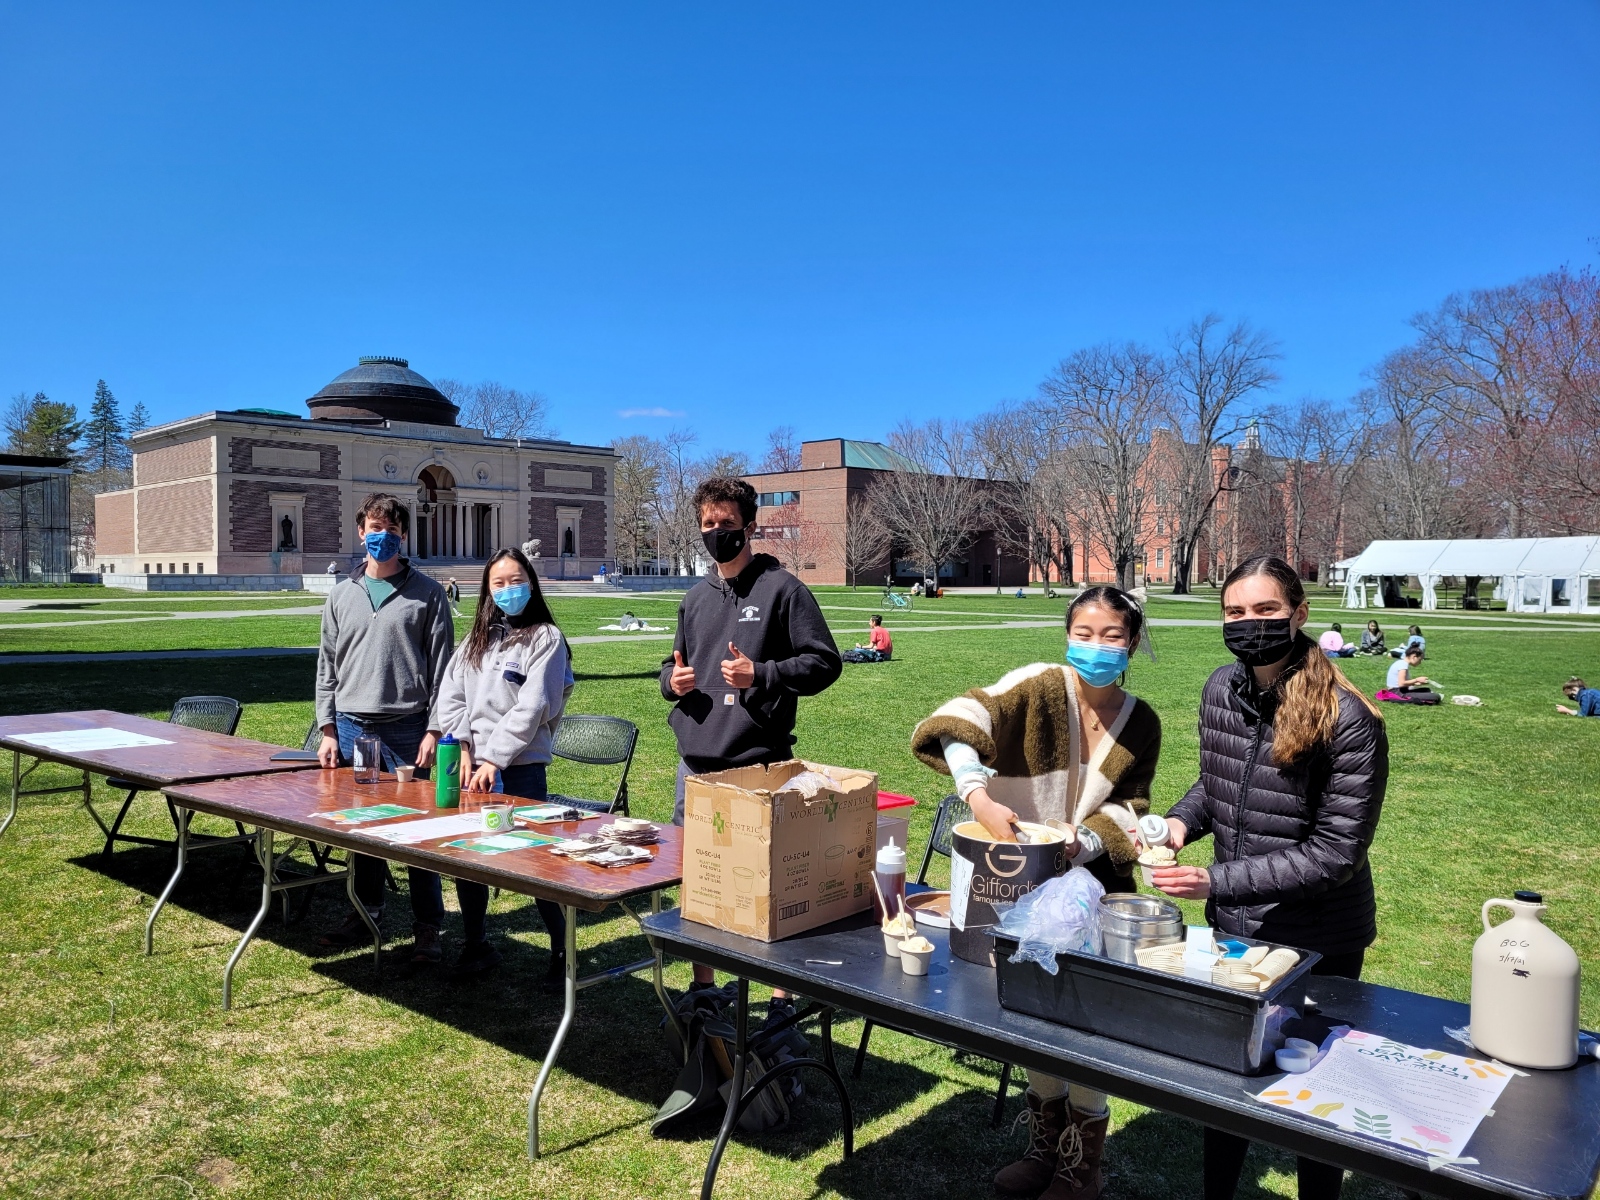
[
  {"xmin": 1137, "ymin": 813, "xmax": 1170, "ymax": 847},
  {"xmin": 1275, "ymin": 1047, "xmax": 1314, "ymax": 1073}
]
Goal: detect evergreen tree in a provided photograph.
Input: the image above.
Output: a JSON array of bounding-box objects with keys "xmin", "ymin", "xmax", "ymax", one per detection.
[
  {"xmin": 3, "ymin": 392, "xmax": 82, "ymax": 458},
  {"xmin": 83, "ymin": 380, "xmax": 128, "ymax": 480},
  {"xmin": 129, "ymin": 401, "xmax": 151, "ymax": 432}
]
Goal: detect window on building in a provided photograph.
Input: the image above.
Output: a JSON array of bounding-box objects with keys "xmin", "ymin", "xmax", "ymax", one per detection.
[
  {"xmin": 105, "ymin": 564, "xmax": 114, "ymax": 575},
  {"xmin": 197, "ymin": 563, "xmax": 204, "ymax": 573},
  {"xmin": 155, "ymin": 563, "xmax": 162, "ymax": 573},
  {"xmin": 756, "ymin": 490, "xmax": 800, "ymax": 508},
  {"xmin": 144, "ymin": 564, "xmax": 150, "ymax": 573},
  {"xmin": 169, "ymin": 563, "xmax": 176, "ymax": 574},
  {"xmin": 1155, "ymin": 548, "xmax": 1164, "ymax": 567},
  {"xmin": 183, "ymin": 563, "xmax": 190, "ymax": 574}
]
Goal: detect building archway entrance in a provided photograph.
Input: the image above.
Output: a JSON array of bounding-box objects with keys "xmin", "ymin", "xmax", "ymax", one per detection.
[{"xmin": 415, "ymin": 465, "xmax": 458, "ymax": 560}]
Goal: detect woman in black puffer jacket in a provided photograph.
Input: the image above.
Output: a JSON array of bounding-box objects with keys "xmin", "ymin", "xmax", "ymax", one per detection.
[{"xmin": 1153, "ymin": 555, "xmax": 1388, "ymax": 1200}]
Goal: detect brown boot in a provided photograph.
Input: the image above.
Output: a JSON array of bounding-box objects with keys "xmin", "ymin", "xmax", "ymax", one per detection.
[
  {"xmin": 994, "ymin": 1091, "xmax": 1070, "ymax": 1197},
  {"xmin": 1039, "ymin": 1108, "xmax": 1110, "ymax": 1200}
]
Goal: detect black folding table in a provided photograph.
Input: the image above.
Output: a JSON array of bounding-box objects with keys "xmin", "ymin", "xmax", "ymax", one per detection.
[{"xmin": 641, "ymin": 906, "xmax": 1600, "ymax": 1200}]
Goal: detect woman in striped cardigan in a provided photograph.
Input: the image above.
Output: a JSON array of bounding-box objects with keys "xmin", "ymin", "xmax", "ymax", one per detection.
[{"xmin": 912, "ymin": 586, "xmax": 1161, "ymax": 1200}]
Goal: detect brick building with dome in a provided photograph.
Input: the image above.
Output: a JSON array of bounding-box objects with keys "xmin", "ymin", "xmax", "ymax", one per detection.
[{"xmin": 92, "ymin": 356, "xmax": 616, "ymax": 587}]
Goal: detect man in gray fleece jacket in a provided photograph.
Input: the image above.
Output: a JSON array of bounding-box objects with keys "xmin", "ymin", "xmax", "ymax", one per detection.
[{"xmin": 315, "ymin": 494, "xmax": 455, "ymax": 963}]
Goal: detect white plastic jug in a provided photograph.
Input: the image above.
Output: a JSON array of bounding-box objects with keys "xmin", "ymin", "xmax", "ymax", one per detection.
[{"xmin": 1469, "ymin": 890, "xmax": 1580, "ymax": 1069}]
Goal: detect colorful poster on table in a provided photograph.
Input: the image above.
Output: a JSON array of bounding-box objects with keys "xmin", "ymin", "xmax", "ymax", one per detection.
[{"xmin": 1255, "ymin": 1030, "xmax": 1513, "ymax": 1159}]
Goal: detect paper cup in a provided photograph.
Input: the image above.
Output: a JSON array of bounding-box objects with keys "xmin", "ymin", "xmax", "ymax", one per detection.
[
  {"xmin": 882, "ymin": 931, "xmax": 904, "ymax": 958},
  {"xmin": 899, "ymin": 941, "xmax": 933, "ymax": 976},
  {"xmin": 394, "ymin": 765, "xmax": 416, "ymax": 784},
  {"xmin": 482, "ymin": 804, "xmax": 515, "ymax": 833},
  {"xmin": 1140, "ymin": 864, "xmax": 1157, "ymax": 887}
]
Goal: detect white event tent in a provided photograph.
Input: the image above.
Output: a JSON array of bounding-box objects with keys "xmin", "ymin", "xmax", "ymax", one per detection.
[{"xmin": 1341, "ymin": 536, "xmax": 1600, "ymax": 613}]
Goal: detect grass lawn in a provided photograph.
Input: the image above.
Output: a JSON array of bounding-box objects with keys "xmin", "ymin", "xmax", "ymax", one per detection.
[{"xmin": 1, "ymin": 588, "xmax": 1597, "ymax": 1199}]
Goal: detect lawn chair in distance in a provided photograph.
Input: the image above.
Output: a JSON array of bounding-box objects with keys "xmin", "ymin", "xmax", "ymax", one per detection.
[
  {"xmin": 546, "ymin": 715, "xmax": 639, "ymax": 815},
  {"xmin": 852, "ymin": 793, "xmax": 1018, "ymax": 1126},
  {"xmin": 96, "ymin": 696, "xmax": 252, "ymax": 859}
]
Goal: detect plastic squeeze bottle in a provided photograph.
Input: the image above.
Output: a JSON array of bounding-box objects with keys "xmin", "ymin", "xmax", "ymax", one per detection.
[
  {"xmin": 434, "ymin": 734, "xmax": 461, "ymax": 809},
  {"xmin": 874, "ymin": 838, "xmax": 907, "ymax": 924}
]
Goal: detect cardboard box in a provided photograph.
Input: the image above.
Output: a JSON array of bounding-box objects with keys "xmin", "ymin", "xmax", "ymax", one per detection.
[{"xmin": 681, "ymin": 759, "xmax": 877, "ymax": 941}]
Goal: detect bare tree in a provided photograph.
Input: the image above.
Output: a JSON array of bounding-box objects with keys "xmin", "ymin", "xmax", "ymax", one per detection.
[
  {"xmin": 841, "ymin": 492, "xmax": 889, "ymax": 587},
  {"xmin": 1037, "ymin": 343, "xmax": 1166, "ymax": 590},
  {"xmin": 974, "ymin": 403, "xmax": 1067, "ymax": 588},
  {"xmin": 612, "ymin": 435, "xmax": 664, "ymax": 573},
  {"xmin": 1351, "ymin": 350, "xmax": 1462, "ymax": 541},
  {"xmin": 436, "ymin": 378, "xmax": 556, "ymax": 440},
  {"xmin": 867, "ymin": 420, "xmax": 988, "ymax": 587},
  {"xmin": 1159, "ymin": 315, "xmax": 1281, "ymax": 592},
  {"xmin": 760, "ymin": 500, "xmax": 831, "ymax": 576},
  {"xmin": 759, "ymin": 426, "xmax": 802, "ymax": 473},
  {"xmin": 1262, "ymin": 400, "xmax": 1373, "ymax": 582},
  {"xmin": 651, "ymin": 429, "xmax": 704, "ymax": 574}
]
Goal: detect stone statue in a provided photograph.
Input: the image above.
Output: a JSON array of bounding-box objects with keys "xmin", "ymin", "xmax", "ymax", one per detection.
[
  {"xmin": 521, "ymin": 538, "xmax": 542, "ymax": 559},
  {"xmin": 278, "ymin": 514, "xmax": 296, "ymax": 551}
]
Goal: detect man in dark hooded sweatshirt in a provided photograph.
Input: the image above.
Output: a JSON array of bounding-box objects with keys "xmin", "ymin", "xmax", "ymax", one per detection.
[{"xmin": 661, "ymin": 476, "xmax": 842, "ymax": 1026}]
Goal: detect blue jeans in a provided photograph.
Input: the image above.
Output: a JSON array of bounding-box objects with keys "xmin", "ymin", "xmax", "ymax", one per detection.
[
  {"xmin": 470, "ymin": 762, "xmax": 566, "ymax": 955},
  {"xmin": 335, "ymin": 712, "xmax": 445, "ymax": 927}
]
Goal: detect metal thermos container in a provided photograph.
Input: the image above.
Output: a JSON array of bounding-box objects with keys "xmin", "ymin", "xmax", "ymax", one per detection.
[{"xmin": 1099, "ymin": 893, "xmax": 1183, "ymax": 964}]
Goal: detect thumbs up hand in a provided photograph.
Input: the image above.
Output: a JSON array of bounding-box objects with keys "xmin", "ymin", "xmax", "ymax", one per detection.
[
  {"xmin": 669, "ymin": 649, "xmax": 698, "ymax": 697},
  {"xmin": 721, "ymin": 641, "xmax": 756, "ymax": 688}
]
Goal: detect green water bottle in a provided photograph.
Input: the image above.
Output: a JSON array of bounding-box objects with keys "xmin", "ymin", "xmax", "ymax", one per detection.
[{"xmin": 434, "ymin": 734, "xmax": 461, "ymax": 808}]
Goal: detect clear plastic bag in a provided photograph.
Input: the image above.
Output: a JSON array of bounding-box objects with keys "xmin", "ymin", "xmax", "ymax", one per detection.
[{"xmin": 995, "ymin": 869, "xmax": 1106, "ymax": 974}]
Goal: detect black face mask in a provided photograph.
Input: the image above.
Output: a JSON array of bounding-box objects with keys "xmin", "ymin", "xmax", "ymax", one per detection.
[
  {"xmin": 701, "ymin": 527, "xmax": 748, "ymax": 565},
  {"xmin": 1222, "ymin": 617, "xmax": 1298, "ymax": 667}
]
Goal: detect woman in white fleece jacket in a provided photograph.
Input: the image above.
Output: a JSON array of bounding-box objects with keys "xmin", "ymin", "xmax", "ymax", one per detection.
[{"xmin": 438, "ymin": 548, "xmax": 573, "ymax": 982}]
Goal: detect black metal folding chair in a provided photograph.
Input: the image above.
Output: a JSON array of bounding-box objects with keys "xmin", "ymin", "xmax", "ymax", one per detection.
[
  {"xmin": 96, "ymin": 696, "xmax": 246, "ymax": 858},
  {"xmin": 546, "ymin": 715, "xmax": 639, "ymax": 815},
  {"xmin": 853, "ymin": 793, "xmax": 1017, "ymax": 1126}
]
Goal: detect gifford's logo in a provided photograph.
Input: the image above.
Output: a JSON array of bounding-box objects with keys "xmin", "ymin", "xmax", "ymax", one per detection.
[
  {"xmin": 985, "ymin": 848, "xmax": 1027, "ymax": 878},
  {"xmin": 739, "ymin": 605, "xmax": 761, "ymax": 622}
]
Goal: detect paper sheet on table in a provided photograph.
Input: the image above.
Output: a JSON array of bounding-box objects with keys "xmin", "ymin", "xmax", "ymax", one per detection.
[
  {"xmin": 13, "ymin": 728, "xmax": 175, "ymax": 753},
  {"xmin": 363, "ymin": 813, "xmax": 487, "ymax": 844},
  {"xmin": 446, "ymin": 831, "xmax": 563, "ymax": 854},
  {"xmin": 1255, "ymin": 1030, "xmax": 1513, "ymax": 1158},
  {"xmin": 313, "ymin": 804, "xmax": 426, "ymax": 824}
]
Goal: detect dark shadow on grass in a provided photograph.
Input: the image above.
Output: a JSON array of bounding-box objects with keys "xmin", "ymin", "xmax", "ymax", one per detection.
[
  {"xmin": 0, "ymin": 657, "xmax": 315, "ymax": 716},
  {"xmin": 573, "ymin": 669, "xmax": 668, "ymax": 681},
  {"xmin": 69, "ymin": 840, "xmax": 942, "ymax": 1138}
]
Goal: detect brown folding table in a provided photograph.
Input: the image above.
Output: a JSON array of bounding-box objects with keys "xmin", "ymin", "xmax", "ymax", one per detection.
[{"xmin": 162, "ymin": 769, "xmax": 685, "ymax": 1159}]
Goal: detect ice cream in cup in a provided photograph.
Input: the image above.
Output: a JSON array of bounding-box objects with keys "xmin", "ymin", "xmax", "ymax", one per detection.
[
  {"xmin": 882, "ymin": 911, "xmax": 916, "ymax": 957},
  {"xmin": 1138, "ymin": 845, "xmax": 1176, "ymax": 887},
  {"xmin": 899, "ymin": 935, "xmax": 935, "ymax": 976}
]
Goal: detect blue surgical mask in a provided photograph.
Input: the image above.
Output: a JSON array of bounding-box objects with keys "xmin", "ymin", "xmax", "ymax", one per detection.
[
  {"xmin": 364, "ymin": 530, "xmax": 402, "ymax": 563},
  {"xmin": 493, "ymin": 583, "xmax": 531, "ymax": 616},
  {"xmin": 1066, "ymin": 640, "xmax": 1128, "ymax": 687}
]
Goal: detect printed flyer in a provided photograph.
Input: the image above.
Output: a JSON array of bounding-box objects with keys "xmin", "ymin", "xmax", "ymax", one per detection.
[{"xmin": 1256, "ymin": 1030, "xmax": 1513, "ymax": 1158}]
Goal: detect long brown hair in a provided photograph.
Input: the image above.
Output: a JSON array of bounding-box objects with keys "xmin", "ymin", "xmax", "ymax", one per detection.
[
  {"xmin": 1221, "ymin": 555, "xmax": 1380, "ymax": 764},
  {"xmin": 461, "ymin": 548, "xmax": 559, "ymax": 669}
]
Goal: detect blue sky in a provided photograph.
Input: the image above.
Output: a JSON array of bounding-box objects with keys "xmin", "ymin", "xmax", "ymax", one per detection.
[{"xmin": 2, "ymin": 4, "xmax": 1597, "ymax": 457}]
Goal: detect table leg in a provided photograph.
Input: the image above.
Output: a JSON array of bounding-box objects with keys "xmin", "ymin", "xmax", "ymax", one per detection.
[
  {"xmin": 648, "ymin": 890, "xmax": 686, "ymax": 1059},
  {"xmin": 345, "ymin": 853, "xmax": 383, "ymax": 970},
  {"xmin": 222, "ymin": 828, "xmax": 273, "ymax": 1010},
  {"xmin": 145, "ymin": 806, "xmax": 191, "ymax": 955},
  {"xmin": 527, "ymin": 902, "xmax": 579, "ymax": 1160},
  {"xmin": 701, "ymin": 978, "xmax": 750, "ymax": 1200},
  {"xmin": 1, "ymin": 750, "xmax": 16, "ymax": 839}
]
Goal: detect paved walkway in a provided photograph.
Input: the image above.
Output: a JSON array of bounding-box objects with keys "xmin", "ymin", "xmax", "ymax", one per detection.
[{"xmin": 0, "ymin": 605, "xmax": 327, "ymax": 630}]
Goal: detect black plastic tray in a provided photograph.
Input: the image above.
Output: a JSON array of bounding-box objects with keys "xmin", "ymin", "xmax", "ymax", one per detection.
[{"xmin": 992, "ymin": 932, "xmax": 1322, "ymax": 1074}]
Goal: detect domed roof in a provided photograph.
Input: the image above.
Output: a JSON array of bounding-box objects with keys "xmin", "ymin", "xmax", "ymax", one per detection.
[{"xmin": 305, "ymin": 356, "xmax": 458, "ymax": 426}]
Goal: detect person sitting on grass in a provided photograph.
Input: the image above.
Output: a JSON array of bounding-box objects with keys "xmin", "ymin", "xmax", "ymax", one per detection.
[
  {"xmin": 1390, "ymin": 624, "xmax": 1425, "ymax": 659},
  {"xmin": 1378, "ymin": 646, "xmax": 1440, "ymax": 704},
  {"xmin": 1319, "ymin": 623, "xmax": 1356, "ymax": 657},
  {"xmin": 1359, "ymin": 619, "xmax": 1386, "ymax": 655},
  {"xmin": 1557, "ymin": 676, "xmax": 1600, "ymax": 717},
  {"xmin": 844, "ymin": 614, "xmax": 894, "ymax": 663},
  {"xmin": 438, "ymin": 548, "xmax": 573, "ymax": 984}
]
